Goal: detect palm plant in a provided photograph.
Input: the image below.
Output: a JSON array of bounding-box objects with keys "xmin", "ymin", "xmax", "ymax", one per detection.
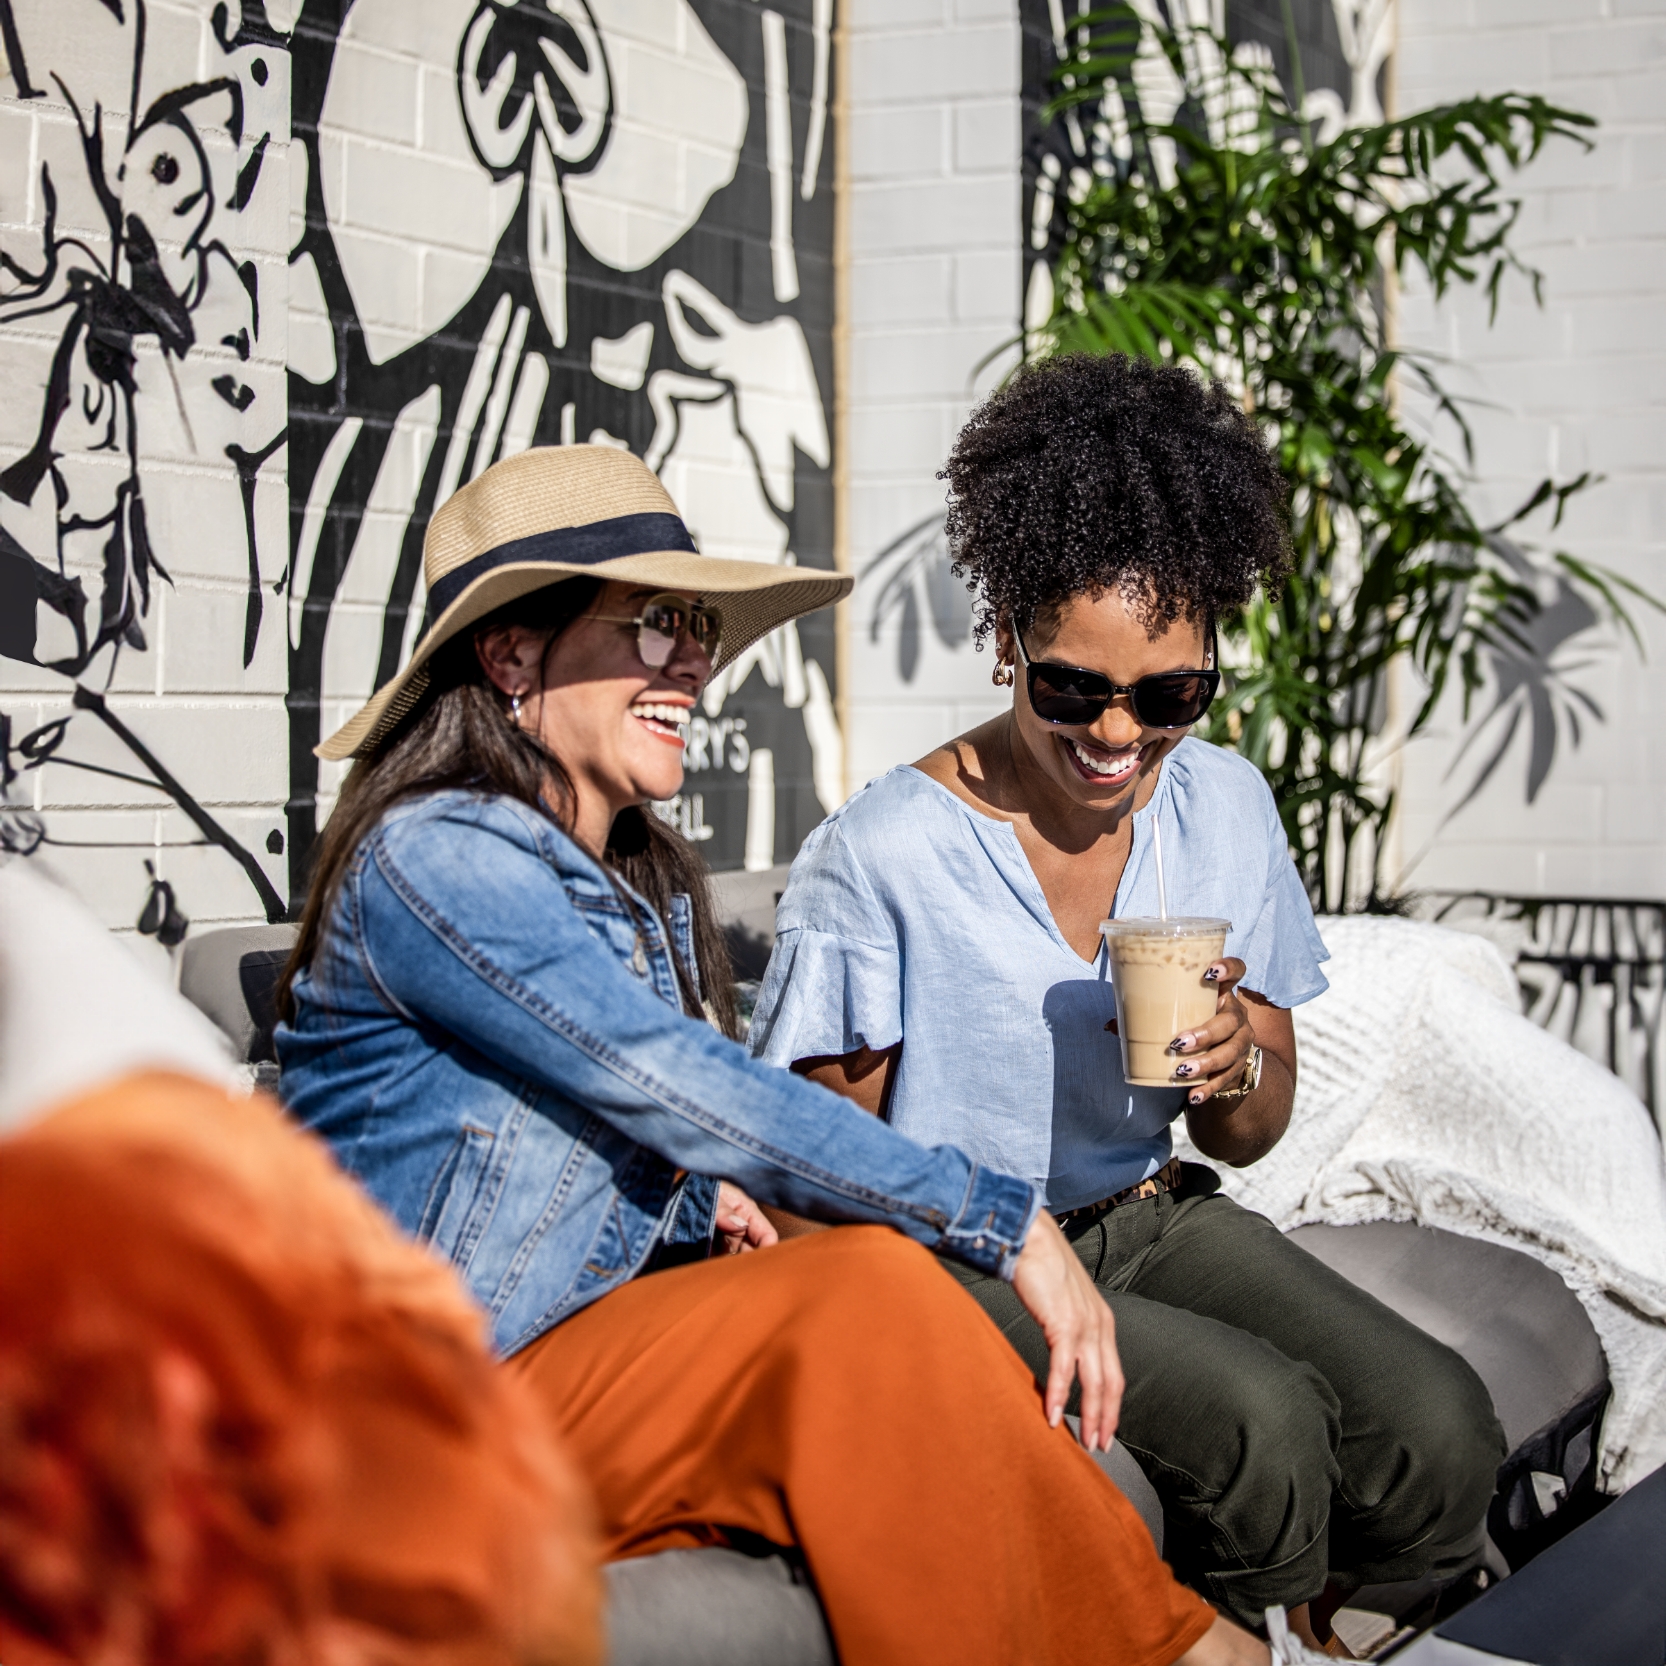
[{"xmin": 1030, "ymin": 5, "xmax": 1657, "ymax": 913}]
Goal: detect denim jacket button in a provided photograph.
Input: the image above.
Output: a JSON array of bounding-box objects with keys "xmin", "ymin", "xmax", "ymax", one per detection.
[{"xmin": 631, "ymin": 940, "xmax": 648, "ymax": 975}]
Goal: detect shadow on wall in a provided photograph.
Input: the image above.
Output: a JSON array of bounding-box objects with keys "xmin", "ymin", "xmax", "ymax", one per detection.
[
  {"xmin": 1444, "ymin": 537, "xmax": 1603, "ymax": 814},
  {"xmin": 860, "ymin": 512, "xmax": 972, "ymax": 685}
]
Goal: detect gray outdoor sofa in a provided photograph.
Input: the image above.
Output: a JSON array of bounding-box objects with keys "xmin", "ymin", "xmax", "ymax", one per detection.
[{"xmin": 179, "ymin": 917, "xmax": 1608, "ymax": 1663}]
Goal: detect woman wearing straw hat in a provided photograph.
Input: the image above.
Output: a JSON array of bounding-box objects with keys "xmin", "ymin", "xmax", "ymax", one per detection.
[
  {"xmin": 273, "ymin": 444, "xmax": 1309, "ymax": 1665},
  {"xmin": 746, "ymin": 355, "xmax": 1506, "ymax": 1654}
]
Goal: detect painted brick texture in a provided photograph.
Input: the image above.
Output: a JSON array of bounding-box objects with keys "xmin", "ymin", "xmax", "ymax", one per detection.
[
  {"xmin": 11, "ymin": 0, "xmax": 1651, "ymax": 947},
  {"xmin": 842, "ymin": 0, "xmax": 1022, "ymax": 790},
  {"xmin": 1392, "ymin": 0, "xmax": 1666, "ymax": 900},
  {"xmin": 0, "ymin": 1, "xmax": 292, "ymax": 946},
  {"xmin": 3, "ymin": 0, "xmax": 843, "ymax": 933}
]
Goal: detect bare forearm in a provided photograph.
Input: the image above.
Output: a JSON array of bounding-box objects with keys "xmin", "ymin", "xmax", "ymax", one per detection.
[{"xmin": 1184, "ymin": 1048, "xmax": 1294, "ymax": 1166}]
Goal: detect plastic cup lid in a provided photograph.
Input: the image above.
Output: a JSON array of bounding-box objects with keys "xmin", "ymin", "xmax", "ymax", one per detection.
[{"xmin": 1098, "ymin": 916, "xmax": 1231, "ymax": 939}]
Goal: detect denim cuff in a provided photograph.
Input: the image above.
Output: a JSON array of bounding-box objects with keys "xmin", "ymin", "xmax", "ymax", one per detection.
[
  {"xmin": 662, "ymin": 1171, "xmax": 721, "ymax": 1246},
  {"xmin": 938, "ymin": 1166, "xmax": 1043, "ymax": 1281}
]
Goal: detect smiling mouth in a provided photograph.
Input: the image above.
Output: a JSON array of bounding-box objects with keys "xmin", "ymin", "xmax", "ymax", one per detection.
[
  {"xmin": 1061, "ymin": 735, "xmax": 1146, "ymax": 787},
  {"xmin": 631, "ymin": 702, "xmax": 691, "ymax": 746}
]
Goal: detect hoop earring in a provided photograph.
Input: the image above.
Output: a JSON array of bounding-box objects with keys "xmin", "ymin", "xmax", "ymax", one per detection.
[{"xmin": 992, "ymin": 661, "xmax": 1015, "ymax": 688}]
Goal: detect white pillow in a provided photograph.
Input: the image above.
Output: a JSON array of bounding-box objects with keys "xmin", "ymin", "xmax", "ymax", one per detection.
[{"xmin": 0, "ymin": 859, "xmax": 237, "ymax": 1132}]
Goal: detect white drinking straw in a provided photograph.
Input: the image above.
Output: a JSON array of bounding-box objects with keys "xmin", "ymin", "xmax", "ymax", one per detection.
[{"xmin": 1153, "ymin": 811, "xmax": 1168, "ymax": 920}]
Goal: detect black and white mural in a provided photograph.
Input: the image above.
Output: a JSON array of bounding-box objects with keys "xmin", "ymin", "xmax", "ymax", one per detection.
[
  {"xmin": 0, "ymin": 0, "xmax": 838, "ymax": 932},
  {"xmin": 1019, "ymin": 0, "xmax": 1363, "ymax": 391},
  {"xmin": 0, "ymin": 0, "xmax": 294, "ymax": 925},
  {"xmin": 287, "ymin": 0, "xmax": 838, "ymax": 889}
]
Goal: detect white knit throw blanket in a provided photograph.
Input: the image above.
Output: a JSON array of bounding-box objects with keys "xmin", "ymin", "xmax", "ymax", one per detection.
[{"xmin": 1177, "ymin": 913, "xmax": 1666, "ymax": 1493}]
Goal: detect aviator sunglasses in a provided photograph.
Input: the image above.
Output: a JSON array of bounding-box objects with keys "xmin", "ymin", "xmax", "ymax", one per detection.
[
  {"xmin": 593, "ymin": 592, "xmax": 724, "ymax": 669},
  {"xmin": 1013, "ymin": 627, "xmax": 1220, "ymax": 729}
]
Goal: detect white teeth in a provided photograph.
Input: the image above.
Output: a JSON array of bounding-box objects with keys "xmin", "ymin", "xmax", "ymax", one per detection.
[
  {"xmin": 631, "ymin": 703, "xmax": 690, "ymax": 727},
  {"xmin": 1069, "ymin": 739, "xmax": 1137, "ymax": 779}
]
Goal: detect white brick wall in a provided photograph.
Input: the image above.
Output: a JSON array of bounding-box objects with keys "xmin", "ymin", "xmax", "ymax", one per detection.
[
  {"xmin": 1392, "ymin": 0, "xmax": 1666, "ymax": 900},
  {"xmin": 18, "ymin": 0, "xmax": 1649, "ymax": 934},
  {"xmin": 841, "ymin": 0, "xmax": 1023, "ymax": 788},
  {"xmin": 5, "ymin": 0, "xmax": 840, "ymax": 923},
  {"xmin": 0, "ymin": 2, "xmax": 292, "ymax": 939}
]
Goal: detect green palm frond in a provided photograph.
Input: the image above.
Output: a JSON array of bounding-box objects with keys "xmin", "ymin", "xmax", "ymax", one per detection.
[
  {"xmin": 1035, "ymin": 283, "xmax": 1243, "ymax": 364},
  {"xmin": 1032, "ymin": 15, "xmax": 1650, "ymax": 912}
]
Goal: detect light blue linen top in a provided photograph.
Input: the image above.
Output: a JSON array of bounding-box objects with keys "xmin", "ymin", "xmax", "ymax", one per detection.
[{"xmin": 748, "ymin": 737, "xmax": 1330, "ymax": 1212}]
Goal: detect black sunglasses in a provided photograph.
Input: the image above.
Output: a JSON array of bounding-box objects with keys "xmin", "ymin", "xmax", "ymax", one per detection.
[{"xmin": 1013, "ymin": 628, "xmax": 1220, "ymax": 729}]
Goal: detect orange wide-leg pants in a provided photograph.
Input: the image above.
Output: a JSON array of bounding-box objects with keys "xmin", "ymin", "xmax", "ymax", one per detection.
[{"xmin": 508, "ymin": 1226, "xmax": 1216, "ymax": 1666}]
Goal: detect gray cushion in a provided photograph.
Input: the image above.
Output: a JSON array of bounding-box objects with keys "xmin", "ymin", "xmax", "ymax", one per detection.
[
  {"xmin": 177, "ymin": 924, "xmax": 299, "ymax": 1064},
  {"xmin": 604, "ymin": 1547, "xmax": 834, "ymax": 1666},
  {"xmin": 1067, "ymin": 1413, "xmax": 1164, "ymax": 1552},
  {"xmin": 1288, "ymin": 1221, "xmax": 1607, "ymax": 1451},
  {"xmin": 605, "ymin": 1424, "xmax": 1162, "ymax": 1665}
]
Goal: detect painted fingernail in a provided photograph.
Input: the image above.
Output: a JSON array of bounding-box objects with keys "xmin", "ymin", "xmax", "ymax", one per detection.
[
  {"xmin": 1174, "ymin": 1062, "xmax": 1195, "ymax": 1078},
  {"xmin": 1204, "ymin": 966, "xmax": 1222, "ymax": 981},
  {"xmin": 1169, "ymin": 1034, "xmax": 1191, "ymax": 1052},
  {"xmin": 1189, "ymin": 1092, "xmax": 1204, "ymax": 1105}
]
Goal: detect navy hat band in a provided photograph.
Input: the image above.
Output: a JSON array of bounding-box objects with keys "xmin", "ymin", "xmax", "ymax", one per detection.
[{"xmin": 424, "ymin": 511, "xmax": 699, "ymax": 626}]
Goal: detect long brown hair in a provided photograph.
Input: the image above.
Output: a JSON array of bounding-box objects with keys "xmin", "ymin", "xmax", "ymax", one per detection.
[{"xmin": 279, "ymin": 577, "xmax": 739, "ymax": 1037}]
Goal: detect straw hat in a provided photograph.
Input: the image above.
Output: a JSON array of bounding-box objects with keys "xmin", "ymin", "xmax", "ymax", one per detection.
[{"xmin": 318, "ymin": 445, "xmax": 852, "ymax": 761}]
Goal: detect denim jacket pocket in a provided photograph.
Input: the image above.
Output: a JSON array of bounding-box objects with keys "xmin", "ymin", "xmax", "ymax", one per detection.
[
  {"xmin": 416, "ymin": 1121, "xmax": 497, "ymax": 1264},
  {"xmin": 568, "ymin": 892, "xmax": 651, "ymax": 974},
  {"xmin": 569, "ymin": 889, "xmax": 681, "ymax": 1006}
]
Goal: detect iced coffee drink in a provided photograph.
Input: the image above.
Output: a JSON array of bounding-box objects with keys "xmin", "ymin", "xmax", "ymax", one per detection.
[{"xmin": 1098, "ymin": 917, "xmax": 1231, "ymax": 1087}]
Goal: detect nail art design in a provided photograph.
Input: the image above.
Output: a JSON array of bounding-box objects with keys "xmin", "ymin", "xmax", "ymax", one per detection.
[
  {"xmin": 1189, "ymin": 1092, "xmax": 1204, "ymax": 1105},
  {"xmin": 1174, "ymin": 1062, "xmax": 1196, "ymax": 1078}
]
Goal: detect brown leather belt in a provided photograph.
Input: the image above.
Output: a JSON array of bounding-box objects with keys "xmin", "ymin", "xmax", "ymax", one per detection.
[{"xmin": 1053, "ymin": 1157, "xmax": 1185, "ymax": 1229}]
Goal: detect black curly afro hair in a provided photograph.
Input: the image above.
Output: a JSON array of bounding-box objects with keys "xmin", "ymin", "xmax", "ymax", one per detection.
[{"xmin": 941, "ymin": 353, "xmax": 1291, "ymax": 648}]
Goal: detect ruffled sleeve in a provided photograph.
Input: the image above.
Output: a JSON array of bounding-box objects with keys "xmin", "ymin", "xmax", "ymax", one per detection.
[
  {"xmin": 747, "ymin": 815, "xmax": 904, "ymax": 1066},
  {"xmin": 748, "ymin": 927, "xmax": 903, "ymax": 1065}
]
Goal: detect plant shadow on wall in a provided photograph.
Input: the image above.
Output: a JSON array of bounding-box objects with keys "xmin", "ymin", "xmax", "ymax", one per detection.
[
  {"xmin": 0, "ymin": 0, "xmax": 291, "ymax": 920},
  {"xmin": 861, "ymin": 512, "xmax": 972, "ymax": 684},
  {"xmin": 1021, "ymin": 2, "xmax": 1662, "ymax": 914},
  {"xmin": 285, "ymin": 0, "xmax": 839, "ymax": 890}
]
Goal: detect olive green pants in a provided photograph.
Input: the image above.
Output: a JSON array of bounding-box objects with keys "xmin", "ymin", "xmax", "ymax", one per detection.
[{"xmin": 946, "ymin": 1168, "xmax": 1506, "ymax": 1626}]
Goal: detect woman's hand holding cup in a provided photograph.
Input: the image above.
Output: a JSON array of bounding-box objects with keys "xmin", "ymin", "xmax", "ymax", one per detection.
[{"xmin": 1168, "ymin": 954, "xmax": 1254, "ymax": 1106}]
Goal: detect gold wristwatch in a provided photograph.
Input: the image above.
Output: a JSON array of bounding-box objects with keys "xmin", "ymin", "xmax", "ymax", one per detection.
[{"xmin": 1212, "ymin": 1043, "xmax": 1263, "ymax": 1105}]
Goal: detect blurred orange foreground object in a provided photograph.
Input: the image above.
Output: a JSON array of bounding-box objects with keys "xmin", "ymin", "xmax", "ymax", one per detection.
[{"xmin": 0, "ymin": 1071, "xmax": 603, "ymax": 1666}]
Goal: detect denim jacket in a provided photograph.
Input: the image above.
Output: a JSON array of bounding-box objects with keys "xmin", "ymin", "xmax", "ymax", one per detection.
[{"xmin": 276, "ymin": 790, "xmax": 1040, "ymax": 1356}]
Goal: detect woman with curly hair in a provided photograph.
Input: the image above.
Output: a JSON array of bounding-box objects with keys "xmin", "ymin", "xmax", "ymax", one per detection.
[{"xmin": 748, "ymin": 354, "xmax": 1505, "ymax": 1652}]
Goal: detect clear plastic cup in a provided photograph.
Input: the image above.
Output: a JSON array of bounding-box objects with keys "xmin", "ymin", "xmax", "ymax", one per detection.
[{"xmin": 1098, "ymin": 917, "xmax": 1231, "ymax": 1087}]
